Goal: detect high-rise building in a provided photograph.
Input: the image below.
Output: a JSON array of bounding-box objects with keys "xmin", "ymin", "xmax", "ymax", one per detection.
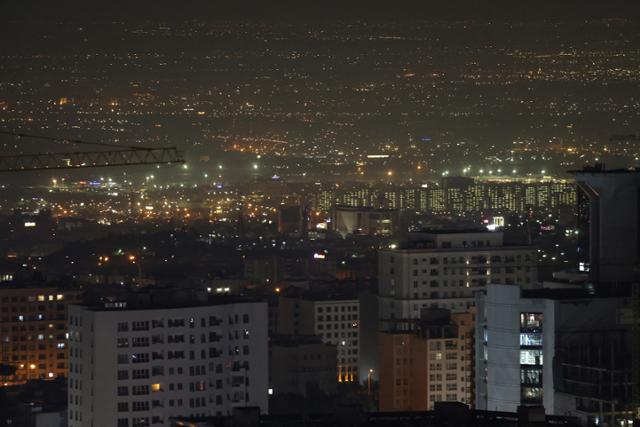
[
  {"xmin": 276, "ymin": 289, "xmax": 360, "ymax": 383},
  {"xmin": 311, "ymin": 179, "xmax": 576, "ymax": 217},
  {"xmin": 378, "ymin": 230, "xmax": 537, "ymax": 323},
  {"xmin": 0, "ymin": 284, "xmax": 82, "ymax": 386},
  {"xmin": 476, "ymin": 283, "xmax": 633, "ymax": 426},
  {"xmin": 570, "ymin": 166, "xmax": 640, "ymax": 284},
  {"xmin": 67, "ymin": 292, "xmax": 268, "ymax": 427},
  {"xmin": 569, "ymin": 165, "xmax": 640, "ymax": 422},
  {"xmin": 378, "ymin": 309, "xmax": 474, "ymax": 412}
]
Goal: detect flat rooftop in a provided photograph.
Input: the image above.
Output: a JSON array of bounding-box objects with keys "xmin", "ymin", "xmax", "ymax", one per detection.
[
  {"xmin": 569, "ymin": 164, "xmax": 640, "ymax": 174},
  {"xmin": 76, "ymin": 289, "xmax": 264, "ymax": 312}
]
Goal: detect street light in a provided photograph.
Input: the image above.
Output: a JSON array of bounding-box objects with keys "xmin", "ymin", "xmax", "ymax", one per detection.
[{"xmin": 367, "ymin": 368, "xmax": 374, "ymax": 395}]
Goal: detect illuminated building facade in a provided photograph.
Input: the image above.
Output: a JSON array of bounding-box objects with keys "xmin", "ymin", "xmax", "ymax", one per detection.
[
  {"xmin": 309, "ymin": 179, "xmax": 576, "ymax": 217},
  {"xmin": 0, "ymin": 285, "xmax": 82, "ymax": 386}
]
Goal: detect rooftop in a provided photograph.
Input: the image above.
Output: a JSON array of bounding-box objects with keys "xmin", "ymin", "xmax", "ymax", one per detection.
[
  {"xmin": 333, "ymin": 205, "xmax": 398, "ymax": 212},
  {"xmin": 569, "ymin": 164, "xmax": 640, "ymax": 174},
  {"xmin": 410, "ymin": 228, "xmax": 490, "ymax": 234},
  {"xmin": 77, "ymin": 287, "xmax": 264, "ymax": 312},
  {"xmin": 170, "ymin": 403, "xmax": 579, "ymax": 427}
]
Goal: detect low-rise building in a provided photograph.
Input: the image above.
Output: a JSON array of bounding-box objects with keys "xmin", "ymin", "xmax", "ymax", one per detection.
[{"xmin": 269, "ymin": 334, "xmax": 336, "ymax": 397}]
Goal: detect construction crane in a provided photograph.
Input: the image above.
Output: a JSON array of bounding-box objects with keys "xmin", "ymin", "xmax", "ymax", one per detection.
[{"xmin": 0, "ymin": 130, "xmax": 185, "ymax": 172}]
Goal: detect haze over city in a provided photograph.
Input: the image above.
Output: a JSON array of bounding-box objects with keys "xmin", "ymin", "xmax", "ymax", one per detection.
[{"xmin": 0, "ymin": 2, "xmax": 639, "ymax": 427}]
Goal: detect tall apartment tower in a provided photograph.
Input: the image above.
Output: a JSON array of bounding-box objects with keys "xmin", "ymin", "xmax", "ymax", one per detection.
[
  {"xmin": 570, "ymin": 165, "xmax": 640, "ymax": 421},
  {"xmin": 67, "ymin": 294, "xmax": 268, "ymax": 427},
  {"xmin": 378, "ymin": 230, "xmax": 537, "ymax": 324},
  {"xmin": 570, "ymin": 165, "xmax": 640, "ymax": 284}
]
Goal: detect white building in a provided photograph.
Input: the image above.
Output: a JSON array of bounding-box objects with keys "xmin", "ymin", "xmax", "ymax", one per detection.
[
  {"xmin": 475, "ymin": 284, "xmax": 555, "ymax": 413},
  {"xmin": 67, "ymin": 297, "xmax": 268, "ymax": 427},
  {"xmin": 476, "ymin": 283, "xmax": 634, "ymax": 425},
  {"xmin": 378, "ymin": 230, "xmax": 537, "ymax": 322}
]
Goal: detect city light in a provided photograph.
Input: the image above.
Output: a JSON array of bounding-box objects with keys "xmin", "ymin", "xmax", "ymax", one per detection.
[{"xmin": 0, "ymin": 7, "xmax": 636, "ymax": 423}]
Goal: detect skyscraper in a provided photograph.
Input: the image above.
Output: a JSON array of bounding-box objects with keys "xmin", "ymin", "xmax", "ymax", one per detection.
[{"xmin": 570, "ymin": 165, "xmax": 640, "ymax": 284}]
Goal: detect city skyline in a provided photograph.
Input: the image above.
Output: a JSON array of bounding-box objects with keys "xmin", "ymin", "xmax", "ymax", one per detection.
[{"xmin": 0, "ymin": 2, "xmax": 638, "ymax": 427}]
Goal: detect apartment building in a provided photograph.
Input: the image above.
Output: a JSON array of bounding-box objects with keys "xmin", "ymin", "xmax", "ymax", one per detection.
[
  {"xmin": 379, "ymin": 230, "xmax": 537, "ymax": 323},
  {"xmin": 0, "ymin": 283, "xmax": 82, "ymax": 386},
  {"xmin": 276, "ymin": 289, "xmax": 360, "ymax": 383},
  {"xmin": 378, "ymin": 309, "xmax": 474, "ymax": 411},
  {"xmin": 67, "ymin": 291, "xmax": 268, "ymax": 427}
]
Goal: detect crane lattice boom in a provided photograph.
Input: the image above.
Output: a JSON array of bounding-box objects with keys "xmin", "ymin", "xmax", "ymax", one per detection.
[{"xmin": 0, "ymin": 147, "xmax": 184, "ymax": 172}]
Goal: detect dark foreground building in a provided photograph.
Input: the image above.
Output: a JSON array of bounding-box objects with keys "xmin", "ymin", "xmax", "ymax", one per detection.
[{"xmin": 170, "ymin": 403, "xmax": 579, "ymax": 427}]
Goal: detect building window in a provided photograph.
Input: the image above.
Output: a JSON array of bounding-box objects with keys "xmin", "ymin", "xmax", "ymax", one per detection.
[
  {"xmin": 132, "ymin": 385, "xmax": 149, "ymax": 395},
  {"xmin": 132, "ymin": 402, "xmax": 150, "ymax": 412},
  {"xmin": 132, "ymin": 321, "xmax": 149, "ymax": 331},
  {"xmin": 520, "ymin": 312, "xmax": 543, "ymax": 404},
  {"xmin": 132, "ymin": 417, "xmax": 150, "ymax": 427}
]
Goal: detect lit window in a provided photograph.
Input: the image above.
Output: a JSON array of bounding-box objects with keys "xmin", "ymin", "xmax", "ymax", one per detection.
[
  {"xmin": 56, "ymin": 294, "xmax": 64, "ymax": 301},
  {"xmin": 151, "ymin": 383, "xmax": 161, "ymax": 392},
  {"xmin": 520, "ymin": 349, "xmax": 543, "ymax": 365}
]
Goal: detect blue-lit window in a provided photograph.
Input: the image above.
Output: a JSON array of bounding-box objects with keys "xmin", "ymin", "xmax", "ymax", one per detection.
[{"xmin": 519, "ymin": 333, "xmax": 542, "ymax": 346}]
